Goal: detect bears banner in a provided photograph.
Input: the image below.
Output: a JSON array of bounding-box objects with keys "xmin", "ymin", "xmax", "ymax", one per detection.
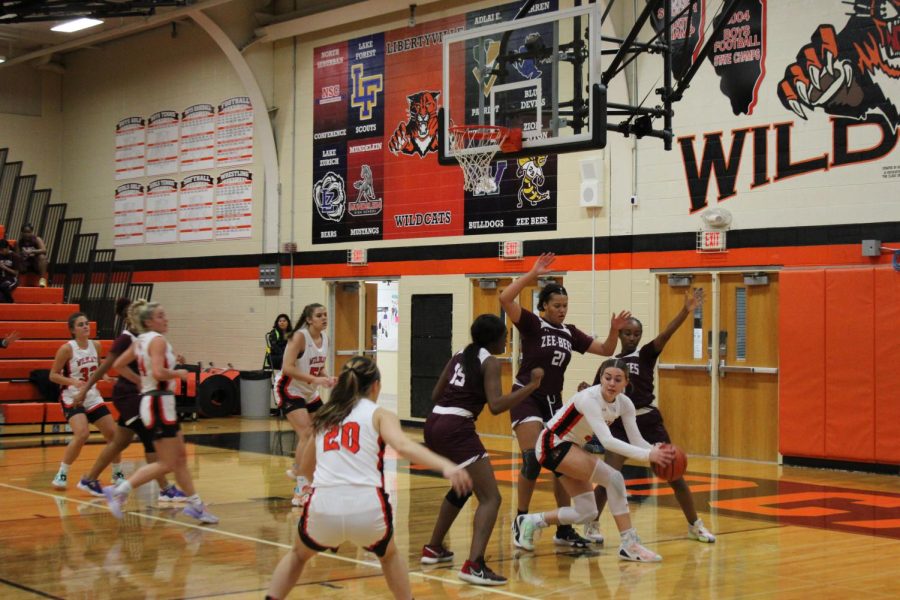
[{"xmin": 311, "ymin": 0, "xmax": 558, "ymax": 244}]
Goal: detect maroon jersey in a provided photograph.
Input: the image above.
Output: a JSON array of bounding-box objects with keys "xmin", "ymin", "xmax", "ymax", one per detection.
[
  {"xmin": 436, "ymin": 348, "xmax": 490, "ymax": 418},
  {"xmin": 110, "ymin": 331, "xmax": 141, "ymax": 414},
  {"xmin": 592, "ymin": 343, "xmax": 661, "ymax": 410},
  {"xmin": 514, "ymin": 308, "xmax": 593, "ymax": 396}
]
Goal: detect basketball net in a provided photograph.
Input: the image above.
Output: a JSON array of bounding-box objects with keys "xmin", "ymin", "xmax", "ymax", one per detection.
[{"xmin": 448, "ymin": 125, "xmax": 509, "ymax": 195}]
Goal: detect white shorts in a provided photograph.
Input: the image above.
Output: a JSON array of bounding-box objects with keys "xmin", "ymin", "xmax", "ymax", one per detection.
[
  {"xmin": 298, "ymin": 485, "xmax": 393, "ymax": 557},
  {"xmin": 60, "ymin": 387, "xmax": 103, "ymax": 410}
]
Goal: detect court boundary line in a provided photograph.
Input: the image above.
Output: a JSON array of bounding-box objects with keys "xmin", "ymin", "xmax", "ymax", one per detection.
[
  {"xmin": 0, "ymin": 575, "xmax": 65, "ymax": 600},
  {"xmin": 0, "ymin": 482, "xmax": 541, "ymax": 600}
]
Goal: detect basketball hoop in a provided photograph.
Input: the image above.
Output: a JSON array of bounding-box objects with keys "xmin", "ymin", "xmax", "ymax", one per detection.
[{"xmin": 449, "ymin": 125, "xmax": 521, "ymax": 194}]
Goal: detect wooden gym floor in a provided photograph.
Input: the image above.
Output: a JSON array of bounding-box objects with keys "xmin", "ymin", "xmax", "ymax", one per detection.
[{"xmin": 1, "ymin": 417, "xmax": 897, "ymax": 599}]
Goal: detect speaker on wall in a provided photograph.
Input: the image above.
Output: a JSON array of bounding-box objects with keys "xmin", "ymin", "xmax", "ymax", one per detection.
[{"xmin": 579, "ymin": 156, "xmax": 602, "ymax": 207}]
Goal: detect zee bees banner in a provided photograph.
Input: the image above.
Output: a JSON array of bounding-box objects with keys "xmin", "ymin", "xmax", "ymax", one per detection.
[{"xmin": 311, "ymin": 0, "xmax": 558, "ymax": 244}]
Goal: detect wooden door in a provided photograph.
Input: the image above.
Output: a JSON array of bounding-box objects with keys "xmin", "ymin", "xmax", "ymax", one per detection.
[
  {"xmin": 471, "ymin": 278, "xmax": 513, "ymax": 436},
  {"xmin": 333, "ymin": 282, "xmax": 360, "ymax": 375},
  {"xmin": 656, "ymin": 274, "xmax": 713, "ymax": 456},
  {"xmin": 364, "ymin": 282, "xmax": 378, "ymax": 362},
  {"xmin": 718, "ymin": 273, "xmax": 779, "ymax": 461}
]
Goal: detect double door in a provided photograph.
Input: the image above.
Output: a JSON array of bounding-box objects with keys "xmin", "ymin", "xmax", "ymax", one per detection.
[{"xmin": 657, "ymin": 272, "xmax": 779, "ymax": 461}]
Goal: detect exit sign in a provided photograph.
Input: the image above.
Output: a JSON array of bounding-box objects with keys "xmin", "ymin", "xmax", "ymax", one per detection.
[
  {"xmin": 499, "ymin": 241, "xmax": 523, "ymax": 259},
  {"xmin": 347, "ymin": 248, "xmax": 367, "ymax": 265},
  {"xmin": 698, "ymin": 230, "xmax": 727, "ymax": 252}
]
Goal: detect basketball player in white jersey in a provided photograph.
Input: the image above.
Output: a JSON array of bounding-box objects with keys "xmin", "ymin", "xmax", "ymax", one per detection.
[
  {"xmin": 275, "ymin": 303, "xmax": 337, "ymax": 506},
  {"xmin": 513, "ymin": 359, "xmax": 675, "ymax": 562},
  {"xmin": 49, "ymin": 312, "xmax": 123, "ymax": 489},
  {"xmin": 104, "ymin": 300, "xmax": 217, "ymax": 524},
  {"xmin": 266, "ymin": 356, "xmax": 472, "ymax": 600}
]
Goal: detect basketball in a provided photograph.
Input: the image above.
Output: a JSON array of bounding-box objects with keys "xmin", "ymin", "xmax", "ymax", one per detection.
[{"xmin": 652, "ymin": 444, "xmax": 687, "ymax": 482}]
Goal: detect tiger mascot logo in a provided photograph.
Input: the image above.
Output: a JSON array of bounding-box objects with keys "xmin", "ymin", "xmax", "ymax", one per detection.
[
  {"xmin": 778, "ymin": 0, "xmax": 900, "ymax": 126},
  {"xmin": 388, "ymin": 91, "xmax": 440, "ymax": 157},
  {"xmin": 516, "ymin": 156, "xmax": 550, "ymax": 208}
]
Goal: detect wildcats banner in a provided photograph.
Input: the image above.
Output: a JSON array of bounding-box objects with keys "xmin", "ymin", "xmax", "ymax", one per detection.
[{"xmin": 311, "ymin": 0, "xmax": 559, "ymax": 244}]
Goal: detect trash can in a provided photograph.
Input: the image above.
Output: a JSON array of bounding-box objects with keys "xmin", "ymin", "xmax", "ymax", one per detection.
[{"xmin": 240, "ymin": 370, "xmax": 272, "ymax": 419}]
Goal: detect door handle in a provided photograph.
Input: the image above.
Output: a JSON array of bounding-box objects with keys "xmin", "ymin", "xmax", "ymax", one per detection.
[
  {"xmin": 658, "ymin": 362, "xmax": 712, "ymax": 373},
  {"xmin": 719, "ymin": 360, "xmax": 778, "ymax": 376},
  {"xmin": 335, "ymin": 350, "xmax": 359, "ymax": 356}
]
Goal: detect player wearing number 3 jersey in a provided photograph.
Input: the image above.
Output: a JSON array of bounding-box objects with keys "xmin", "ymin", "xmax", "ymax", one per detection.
[
  {"xmin": 49, "ymin": 312, "xmax": 122, "ymax": 490},
  {"xmin": 267, "ymin": 356, "xmax": 473, "ymax": 600}
]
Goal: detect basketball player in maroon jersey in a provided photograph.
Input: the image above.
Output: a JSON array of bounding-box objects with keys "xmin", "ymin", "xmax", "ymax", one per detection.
[
  {"xmin": 583, "ymin": 288, "xmax": 716, "ymax": 543},
  {"xmin": 500, "ymin": 252, "xmax": 631, "ymax": 547},
  {"xmin": 421, "ymin": 314, "xmax": 544, "ymax": 585}
]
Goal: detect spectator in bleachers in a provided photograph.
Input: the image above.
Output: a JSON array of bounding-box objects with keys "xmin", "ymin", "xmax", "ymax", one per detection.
[
  {"xmin": 18, "ymin": 223, "xmax": 48, "ymax": 288},
  {"xmin": 1, "ymin": 331, "xmax": 20, "ymax": 348},
  {"xmin": 0, "ymin": 239, "xmax": 22, "ymax": 302}
]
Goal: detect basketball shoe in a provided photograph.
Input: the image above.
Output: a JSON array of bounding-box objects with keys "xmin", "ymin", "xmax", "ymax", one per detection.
[
  {"xmin": 582, "ymin": 521, "xmax": 605, "ymax": 545},
  {"xmin": 77, "ymin": 477, "xmax": 104, "ymax": 497},
  {"xmin": 688, "ymin": 518, "xmax": 716, "ymax": 543},
  {"xmin": 553, "ymin": 524, "xmax": 590, "ymax": 548},
  {"xmin": 183, "ymin": 502, "xmax": 219, "ymax": 524},
  {"xmin": 112, "ymin": 471, "xmax": 127, "ymax": 486},
  {"xmin": 513, "ymin": 514, "xmax": 537, "ymax": 551},
  {"xmin": 102, "ymin": 485, "xmax": 127, "ymax": 519},
  {"xmin": 420, "ymin": 544, "xmax": 454, "ymax": 564},
  {"xmin": 458, "ymin": 557, "xmax": 506, "ymax": 585},
  {"xmin": 51, "ymin": 472, "xmax": 67, "ymax": 489},
  {"xmin": 159, "ymin": 484, "xmax": 189, "ymax": 503},
  {"xmin": 618, "ymin": 529, "xmax": 661, "ymax": 562}
]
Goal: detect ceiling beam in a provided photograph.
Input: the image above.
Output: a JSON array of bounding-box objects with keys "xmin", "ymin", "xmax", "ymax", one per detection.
[
  {"xmin": 0, "ymin": 0, "xmax": 236, "ymax": 68},
  {"xmin": 252, "ymin": 0, "xmax": 444, "ymax": 45}
]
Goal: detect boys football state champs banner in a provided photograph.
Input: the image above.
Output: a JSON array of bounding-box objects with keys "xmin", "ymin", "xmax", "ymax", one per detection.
[{"xmin": 312, "ymin": 1, "xmax": 559, "ymax": 244}]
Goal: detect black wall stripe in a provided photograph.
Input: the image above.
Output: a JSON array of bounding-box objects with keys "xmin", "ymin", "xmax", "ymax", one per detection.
[{"xmin": 118, "ymin": 221, "xmax": 900, "ymax": 273}]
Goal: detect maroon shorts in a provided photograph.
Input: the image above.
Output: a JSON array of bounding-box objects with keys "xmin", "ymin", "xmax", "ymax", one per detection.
[
  {"xmin": 610, "ymin": 406, "xmax": 671, "ymax": 446},
  {"xmin": 509, "ymin": 389, "xmax": 562, "ymax": 429},
  {"xmin": 424, "ymin": 413, "xmax": 487, "ymax": 465}
]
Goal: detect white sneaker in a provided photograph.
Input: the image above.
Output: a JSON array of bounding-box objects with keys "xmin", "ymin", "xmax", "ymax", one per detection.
[
  {"xmin": 51, "ymin": 472, "xmax": 68, "ymax": 489},
  {"xmin": 688, "ymin": 518, "xmax": 716, "ymax": 543},
  {"xmin": 618, "ymin": 532, "xmax": 661, "ymax": 563},
  {"xmin": 291, "ymin": 483, "xmax": 311, "ymax": 507},
  {"xmin": 583, "ymin": 521, "xmax": 605, "ymax": 545},
  {"xmin": 513, "ymin": 514, "xmax": 537, "ymax": 551}
]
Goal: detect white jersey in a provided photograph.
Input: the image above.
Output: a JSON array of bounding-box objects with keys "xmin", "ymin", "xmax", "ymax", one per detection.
[
  {"xmin": 279, "ymin": 329, "xmax": 329, "ymax": 400},
  {"xmin": 313, "ymin": 398, "xmax": 385, "ymax": 489},
  {"xmin": 60, "ymin": 340, "xmax": 103, "ymax": 410},
  {"xmin": 135, "ymin": 331, "xmax": 177, "ymax": 394},
  {"xmin": 544, "ymin": 388, "xmax": 652, "ymax": 462}
]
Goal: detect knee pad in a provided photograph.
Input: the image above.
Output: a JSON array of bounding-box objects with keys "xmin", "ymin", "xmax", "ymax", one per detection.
[
  {"xmin": 605, "ymin": 469, "xmax": 628, "ymax": 516},
  {"xmin": 445, "ymin": 488, "xmax": 472, "ymax": 509},
  {"xmin": 572, "ymin": 491, "xmax": 599, "ymax": 524},
  {"xmin": 520, "ymin": 449, "xmax": 541, "ymax": 481}
]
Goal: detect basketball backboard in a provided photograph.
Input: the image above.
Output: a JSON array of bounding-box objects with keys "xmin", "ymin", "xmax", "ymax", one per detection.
[{"xmin": 440, "ymin": 3, "xmax": 605, "ymax": 164}]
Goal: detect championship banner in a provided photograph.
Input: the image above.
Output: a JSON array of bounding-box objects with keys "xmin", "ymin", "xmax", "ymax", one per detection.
[
  {"xmin": 649, "ymin": 0, "xmax": 706, "ymax": 79},
  {"xmin": 215, "ymin": 169, "xmax": 253, "ymax": 240},
  {"xmin": 708, "ymin": 0, "xmax": 766, "ymax": 115},
  {"xmin": 145, "ymin": 179, "xmax": 179, "ymax": 244},
  {"xmin": 310, "ymin": 0, "xmax": 559, "ymax": 244},
  {"xmin": 216, "ymin": 96, "xmax": 254, "ymax": 167},
  {"xmin": 114, "ymin": 117, "xmax": 146, "ymax": 181},
  {"xmin": 179, "ymin": 174, "xmax": 215, "ymax": 242},
  {"xmin": 113, "ymin": 183, "xmax": 144, "ymax": 246},
  {"xmin": 146, "ymin": 110, "xmax": 180, "ymax": 176},
  {"xmin": 180, "ymin": 104, "xmax": 216, "ymax": 172}
]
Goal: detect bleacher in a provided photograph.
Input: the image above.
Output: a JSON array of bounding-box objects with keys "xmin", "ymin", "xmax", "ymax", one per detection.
[{"xmin": 0, "ymin": 147, "xmax": 152, "ymax": 437}]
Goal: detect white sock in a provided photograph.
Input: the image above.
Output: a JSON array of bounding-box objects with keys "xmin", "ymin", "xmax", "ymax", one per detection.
[
  {"xmin": 187, "ymin": 494, "xmax": 202, "ymax": 506},
  {"xmin": 58, "ymin": 463, "xmax": 70, "ymax": 475},
  {"xmin": 530, "ymin": 513, "xmax": 549, "ymax": 528},
  {"xmin": 620, "ymin": 528, "xmax": 637, "ymax": 545},
  {"xmin": 114, "ymin": 480, "xmax": 132, "ymax": 496}
]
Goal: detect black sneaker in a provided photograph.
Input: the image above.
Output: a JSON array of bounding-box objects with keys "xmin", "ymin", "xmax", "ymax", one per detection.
[
  {"xmin": 458, "ymin": 558, "xmax": 507, "ymax": 586},
  {"xmin": 420, "ymin": 544, "xmax": 454, "ymax": 564},
  {"xmin": 553, "ymin": 524, "xmax": 590, "ymax": 548}
]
